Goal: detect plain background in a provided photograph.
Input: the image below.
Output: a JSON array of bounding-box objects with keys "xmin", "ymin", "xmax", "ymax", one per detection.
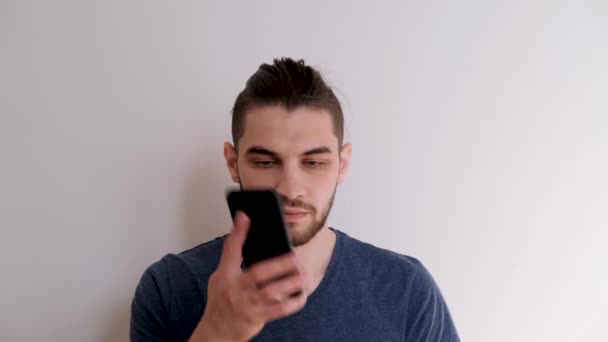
[{"xmin": 1, "ymin": 1, "xmax": 607, "ymax": 341}]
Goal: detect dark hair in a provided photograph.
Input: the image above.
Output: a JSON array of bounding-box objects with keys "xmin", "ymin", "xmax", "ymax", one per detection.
[{"xmin": 231, "ymin": 57, "xmax": 344, "ymax": 148}]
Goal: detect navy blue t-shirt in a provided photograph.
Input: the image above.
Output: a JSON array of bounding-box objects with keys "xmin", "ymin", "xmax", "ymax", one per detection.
[{"xmin": 130, "ymin": 228, "xmax": 460, "ymax": 341}]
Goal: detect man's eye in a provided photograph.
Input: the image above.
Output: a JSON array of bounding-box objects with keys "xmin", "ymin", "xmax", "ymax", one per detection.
[
  {"xmin": 253, "ymin": 160, "xmax": 276, "ymax": 167},
  {"xmin": 304, "ymin": 160, "xmax": 325, "ymax": 167}
]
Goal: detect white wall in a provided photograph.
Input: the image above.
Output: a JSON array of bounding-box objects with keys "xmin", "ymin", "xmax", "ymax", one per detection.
[{"xmin": 1, "ymin": 1, "xmax": 607, "ymax": 341}]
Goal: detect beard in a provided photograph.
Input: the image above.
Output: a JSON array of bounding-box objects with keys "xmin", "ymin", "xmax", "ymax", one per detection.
[
  {"xmin": 238, "ymin": 179, "xmax": 338, "ymax": 247},
  {"xmin": 279, "ymin": 187, "xmax": 337, "ymax": 247}
]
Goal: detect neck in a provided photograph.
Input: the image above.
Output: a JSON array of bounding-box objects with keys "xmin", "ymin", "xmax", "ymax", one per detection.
[{"xmin": 293, "ymin": 225, "xmax": 337, "ymax": 294}]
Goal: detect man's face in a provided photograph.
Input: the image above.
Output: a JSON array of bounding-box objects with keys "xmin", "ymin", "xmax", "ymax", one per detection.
[{"xmin": 224, "ymin": 105, "xmax": 351, "ymax": 247}]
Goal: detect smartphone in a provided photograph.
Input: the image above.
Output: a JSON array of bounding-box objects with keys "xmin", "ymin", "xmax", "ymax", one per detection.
[{"xmin": 226, "ymin": 189, "xmax": 294, "ymax": 269}]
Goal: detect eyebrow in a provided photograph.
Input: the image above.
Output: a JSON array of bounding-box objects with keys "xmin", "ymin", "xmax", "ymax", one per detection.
[
  {"xmin": 302, "ymin": 147, "xmax": 332, "ymax": 156},
  {"xmin": 245, "ymin": 146, "xmax": 333, "ymax": 158},
  {"xmin": 245, "ymin": 146, "xmax": 278, "ymax": 157}
]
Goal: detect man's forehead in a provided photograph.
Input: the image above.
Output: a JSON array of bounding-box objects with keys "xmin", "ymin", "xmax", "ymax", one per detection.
[{"xmin": 239, "ymin": 105, "xmax": 339, "ymax": 153}]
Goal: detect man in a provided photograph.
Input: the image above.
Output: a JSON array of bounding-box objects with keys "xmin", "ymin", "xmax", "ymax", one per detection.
[{"xmin": 130, "ymin": 58, "xmax": 460, "ymax": 341}]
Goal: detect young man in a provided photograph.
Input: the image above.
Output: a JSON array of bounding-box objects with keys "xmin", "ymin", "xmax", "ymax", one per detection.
[{"xmin": 130, "ymin": 58, "xmax": 460, "ymax": 341}]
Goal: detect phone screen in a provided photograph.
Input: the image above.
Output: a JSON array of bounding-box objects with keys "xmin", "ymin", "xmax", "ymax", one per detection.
[{"xmin": 226, "ymin": 189, "xmax": 293, "ymax": 268}]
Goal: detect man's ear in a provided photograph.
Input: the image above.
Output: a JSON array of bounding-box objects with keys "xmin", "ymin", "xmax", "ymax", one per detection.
[
  {"xmin": 337, "ymin": 143, "xmax": 352, "ymax": 184},
  {"xmin": 224, "ymin": 142, "xmax": 240, "ymax": 183}
]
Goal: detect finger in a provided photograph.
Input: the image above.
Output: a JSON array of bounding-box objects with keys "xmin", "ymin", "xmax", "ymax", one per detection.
[
  {"xmin": 260, "ymin": 291, "xmax": 307, "ymax": 322},
  {"xmin": 254, "ymin": 273, "xmax": 305, "ymax": 304},
  {"xmin": 245, "ymin": 253, "xmax": 300, "ymax": 288},
  {"xmin": 219, "ymin": 211, "xmax": 250, "ymax": 270}
]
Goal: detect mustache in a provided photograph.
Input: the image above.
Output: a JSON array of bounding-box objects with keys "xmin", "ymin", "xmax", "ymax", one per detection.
[{"xmin": 279, "ymin": 195, "xmax": 316, "ymax": 213}]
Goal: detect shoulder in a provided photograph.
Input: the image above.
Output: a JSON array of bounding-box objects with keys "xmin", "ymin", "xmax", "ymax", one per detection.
[
  {"xmin": 141, "ymin": 234, "xmax": 227, "ymax": 287},
  {"xmin": 130, "ymin": 235, "xmax": 227, "ymax": 340},
  {"xmin": 336, "ymin": 229, "xmax": 425, "ymax": 285},
  {"xmin": 335, "ymin": 229, "xmax": 446, "ymax": 305},
  {"xmin": 175, "ymin": 235, "xmax": 227, "ymax": 273},
  {"xmin": 334, "ymin": 230, "xmax": 460, "ymax": 341}
]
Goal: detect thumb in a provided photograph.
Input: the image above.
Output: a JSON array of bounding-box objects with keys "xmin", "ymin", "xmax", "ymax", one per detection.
[{"xmin": 220, "ymin": 211, "xmax": 250, "ymax": 270}]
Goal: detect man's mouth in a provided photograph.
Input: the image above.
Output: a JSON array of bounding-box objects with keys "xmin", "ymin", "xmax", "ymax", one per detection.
[
  {"xmin": 284, "ymin": 208, "xmax": 308, "ymax": 214},
  {"xmin": 283, "ymin": 208, "xmax": 310, "ymax": 222}
]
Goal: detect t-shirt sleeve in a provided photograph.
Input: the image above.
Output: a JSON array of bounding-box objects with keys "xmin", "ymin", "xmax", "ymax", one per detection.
[
  {"xmin": 130, "ymin": 260, "xmax": 172, "ymax": 342},
  {"xmin": 405, "ymin": 260, "xmax": 460, "ymax": 342}
]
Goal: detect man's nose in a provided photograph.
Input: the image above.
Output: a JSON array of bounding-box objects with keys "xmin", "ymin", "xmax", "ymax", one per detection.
[{"xmin": 275, "ymin": 162, "xmax": 305, "ymax": 200}]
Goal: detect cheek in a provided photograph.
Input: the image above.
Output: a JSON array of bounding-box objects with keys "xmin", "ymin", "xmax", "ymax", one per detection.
[
  {"xmin": 311, "ymin": 171, "xmax": 337, "ymax": 189},
  {"xmin": 309, "ymin": 168, "xmax": 339, "ymax": 204}
]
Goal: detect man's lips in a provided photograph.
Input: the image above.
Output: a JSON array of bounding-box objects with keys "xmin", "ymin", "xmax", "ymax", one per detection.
[
  {"xmin": 283, "ymin": 208, "xmax": 309, "ymax": 215},
  {"xmin": 283, "ymin": 208, "xmax": 310, "ymax": 222}
]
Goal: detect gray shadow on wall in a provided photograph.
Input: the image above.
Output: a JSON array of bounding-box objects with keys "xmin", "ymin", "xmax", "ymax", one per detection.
[
  {"xmin": 180, "ymin": 154, "xmax": 234, "ymax": 247},
  {"xmin": 100, "ymin": 148, "xmax": 233, "ymax": 342},
  {"xmin": 101, "ymin": 298, "xmax": 131, "ymax": 342}
]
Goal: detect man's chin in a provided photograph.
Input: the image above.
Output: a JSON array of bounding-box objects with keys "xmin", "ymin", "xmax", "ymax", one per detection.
[{"xmin": 287, "ymin": 221, "xmax": 324, "ymax": 247}]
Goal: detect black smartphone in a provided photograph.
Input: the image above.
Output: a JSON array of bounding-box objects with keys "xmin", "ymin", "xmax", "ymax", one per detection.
[{"xmin": 226, "ymin": 189, "xmax": 294, "ymax": 269}]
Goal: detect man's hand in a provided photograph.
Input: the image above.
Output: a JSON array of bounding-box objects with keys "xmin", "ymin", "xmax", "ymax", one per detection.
[{"xmin": 190, "ymin": 212, "xmax": 308, "ymax": 342}]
